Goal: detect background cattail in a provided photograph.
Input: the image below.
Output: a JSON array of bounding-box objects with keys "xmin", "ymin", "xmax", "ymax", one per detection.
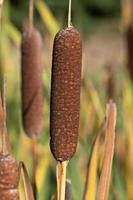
[
  {"xmin": 21, "ymin": 25, "xmax": 43, "ymax": 138},
  {"xmin": 0, "ymin": 87, "xmax": 20, "ymax": 199},
  {"xmin": 0, "ymin": 154, "xmax": 19, "ymax": 200},
  {"xmin": 0, "ymin": 84, "xmax": 34, "ymax": 200},
  {"xmin": 50, "ymin": 26, "xmax": 82, "ymax": 161}
]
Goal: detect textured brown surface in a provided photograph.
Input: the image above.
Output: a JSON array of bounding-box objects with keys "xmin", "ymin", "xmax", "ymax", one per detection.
[
  {"xmin": 127, "ymin": 23, "xmax": 133, "ymax": 80},
  {"xmin": 50, "ymin": 26, "xmax": 82, "ymax": 161},
  {"xmin": 21, "ymin": 26, "xmax": 43, "ymax": 137},
  {"xmin": 0, "ymin": 154, "xmax": 19, "ymax": 199}
]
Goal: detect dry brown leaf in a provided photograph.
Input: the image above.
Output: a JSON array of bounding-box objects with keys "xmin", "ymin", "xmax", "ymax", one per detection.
[
  {"xmin": 83, "ymin": 135, "xmax": 100, "ymax": 200},
  {"xmin": 97, "ymin": 102, "xmax": 117, "ymax": 200},
  {"xmin": 20, "ymin": 162, "xmax": 35, "ymax": 200}
]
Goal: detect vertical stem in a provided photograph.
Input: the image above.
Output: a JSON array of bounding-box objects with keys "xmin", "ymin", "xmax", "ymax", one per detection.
[
  {"xmin": 68, "ymin": 0, "xmax": 72, "ymax": 27},
  {"xmin": 0, "ymin": 2, "xmax": 9, "ymax": 155},
  {"xmin": 2, "ymin": 78, "xmax": 9, "ymax": 155},
  {"xmin": 56, "ymin": 161, "xmax": 68, "ymax": 200},
  {"xmin": 29, "ymin": 0, "xmax": 34, "ymax": 29},
  {"xmin": 0, "ymin": 0, "xmax": 3, "ymax": 31},
  {"xmin": 32, "ymin": 136, "xmax": 37, "ymax": 200}
]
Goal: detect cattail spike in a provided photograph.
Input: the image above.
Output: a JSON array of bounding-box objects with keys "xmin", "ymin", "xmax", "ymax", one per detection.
[
  {"xmin": 68, "ymin": 0, "xmax": 72, "ymax": 27},
  {"xmin": 21, "ymin": 25, "xmax": 43, "ymax": 138},
  {"xmin": 50, "ymin": 26, "xmax": 82, "ymax": 161}
]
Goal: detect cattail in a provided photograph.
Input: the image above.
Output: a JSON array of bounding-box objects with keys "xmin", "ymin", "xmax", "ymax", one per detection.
[
  {"xmin": 0, "ymin": 154, "xmax": 19, "ymax": 199},
  {"xmin": 126, "ymin": 23, "xmax": 133, "ymax": 80},
  {"xmin": 50, "ymin": 1, "xmax": 82, "ymax": 199},
  {"xmin": 21, "ymin": 0, "xmax": 43, "ymax": 198},
  {"xmin": 21, "ymin": 25, "xmax": 43, "ymax": 138},
  {"xmin": 0, "ymin": 86, "xmax": 20, "ymax": 199},
  {"xmin": 0, "ymin": 85, "xmax": 34, "ymax": 200},
  {"xmin": 50, "ymin": 26, "xmax": 82, "ymax": 161}
]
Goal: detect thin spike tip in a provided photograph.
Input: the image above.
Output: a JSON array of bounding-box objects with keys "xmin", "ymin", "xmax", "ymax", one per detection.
[
  {"xmin": 68, "ymin": 0, "xmax": 72, "ymax": 27},
  {"xmin": 0, "ymin": 0, "xmax": 3, "ymax": 30},
  {"xmin": 29, "ymin": 0, "xmax": 34, "ymax": 29}
]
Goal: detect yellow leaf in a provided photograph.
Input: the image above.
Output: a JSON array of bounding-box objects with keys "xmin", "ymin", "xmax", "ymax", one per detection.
[
  {"xmin": 88, "ymin": 81, "xmax": 104, "ymax": 122},
  {"xmin": 83, "ymin": 135, "xmax": 100, "ymax": 200},
  {"xmin": 5, "ymin": 21, "xmax": 21, "ymax": 46},
  {"xmin": 36, "ymin": 0, "xmax": 60, "ymax": 37},
  {"xmin": 36, "ymin": 144, "xmax": 51, "ymax": 191}
]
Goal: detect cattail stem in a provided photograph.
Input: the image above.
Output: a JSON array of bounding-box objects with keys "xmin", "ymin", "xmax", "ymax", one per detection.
[
  {"xmin": 68, "ymin": 0, "xmax": 72, "ymax": 27},
  {"xmin": 0, "ymin": 0, "xmax": 3, "ymax": 31},
  {"xmin": 56, "ymin": 161, "xmax": 68, "ymax": 200},
  {"xmin": 29, "ymin": 0, "xmax": 34, "ymax": 29},
  {"xmin": 32, "ymin": 136, "xmax": 37, "ymax": 200},
  {"xmin": 1, "ymin": 79, "xmax": 9, "ymax": 155}
]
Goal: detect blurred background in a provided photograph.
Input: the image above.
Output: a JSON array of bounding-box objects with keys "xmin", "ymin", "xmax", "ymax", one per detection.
[{"xmin": 0, "ymin": 0, "xmax": 133, "ymax": 199}]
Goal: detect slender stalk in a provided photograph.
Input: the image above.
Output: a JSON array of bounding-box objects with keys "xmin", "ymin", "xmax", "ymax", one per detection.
[
  {"xmin": 0, "ymin": 0, "xmax": 3, "ymax": 31},
  {"xmin": 1, "ymin": 79, "xmax": 9, "ymax": 155},
  {"xmin": 31, "ymin": 136, "xmax": 37, "ymax": 200},
  {"xmin": 29, "ymin": 0, "xmax": 34, "ymax": 29},
  {"xmin": 0, "ymin": 0, "xmax": 9, "ymax": 155},
  {"xmin": 68, "ymin": 0, "xmax": 72, "ymax": 27},
  {"xmin": 56, "ymin": 161, "xmax": 68, "ymax": 200}
]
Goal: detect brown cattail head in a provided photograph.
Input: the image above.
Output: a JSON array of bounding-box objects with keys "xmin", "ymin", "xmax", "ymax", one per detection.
[
  {"xmin": 50, "ymin": 26, "xmax": 82, "ymax": 161},
  {"xmin": 0, "ymin": 89, "xmax": 19, "ymax": 199},
  {"xmin": 126, "ymin": 22, "xmax": 133, "ymax": 80},
  {"xmin": 0, "ymin": 154, "xmax": 19, "ymax": 194},
  {"xmin": 21, "ymin": 25, "xmax": 43, "ymax": 138}
]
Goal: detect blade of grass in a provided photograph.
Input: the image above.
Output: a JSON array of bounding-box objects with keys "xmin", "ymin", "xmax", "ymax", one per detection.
[
  {"xmin": 35, "ymin": 0, "xmax": 60, "ymax": 37},
  {"xmin": 87, "ymin": 81, "xmax": 104, "ymax": 122},
  {"xmin": 83, "ymin": 134, "xmax": 100, "ymax": 200},
  {"xmin": 20, "ymin": 161, "xmax": 35, "ymax": 200},
  {"xmin": 65, "ymin": 179, "xmax": 72, "ymax": 200},
  {"xmin": 67, "ymin": 156, "xmax": 84, "ymax": 200},
  {"xmin": 6, "ymin": 21, "xmax": 21, "ymax": 46},
  {"xmin": 122, "ymin": 79, "xmax": 133, "ymax": 199},
  {"xmin": 98, "ymin": 102, "xmax": 117, "ymax": 200},
  {"xmin": 0, "ymin": 0, "xmax": 3, "ymax": 29}
]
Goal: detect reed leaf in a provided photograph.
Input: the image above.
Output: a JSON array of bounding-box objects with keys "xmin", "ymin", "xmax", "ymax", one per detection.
[
  {"xmin": 98, "ymin": 102, "xmax": 116, "ymax": 200},
  {"xmin": 87, "ymin": 81, "xmax": 104, "ymax": 122},
  {"xmin": 83, "ymin": 135, "xmax": 100, "ymax": 200},
  {"xmin": 35, "ymin": 0, "xmax": 60, "ymax": 37},
  {"xmin": 20, "ymin": 162, "xmax": 35, "ymax": 200}
]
